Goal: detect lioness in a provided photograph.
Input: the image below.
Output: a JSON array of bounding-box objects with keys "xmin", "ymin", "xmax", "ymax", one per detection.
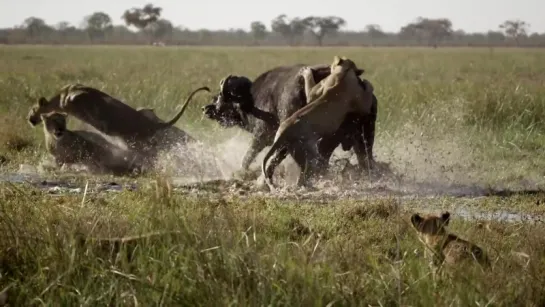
[
  {"xmin": 411, "ymin": 211, "xmax": 490, "ymax": 268},
  {"xmin": 261, "ymin": 56, "xmax": 374, "ymax": 190},
  {"xmin": 136, "ymin": 107, "xmax": 196, "ymax": 146},
  {"xmin": 28, "ymin": 84, "xmax": 209, "ymax": 153},
  {"xmin": 41, "ymin": 112, "xmax": 148, "ymax": 176},
  {"xmin": 203, "ymin": 64, "xmax": 378, "ymax": 181}
]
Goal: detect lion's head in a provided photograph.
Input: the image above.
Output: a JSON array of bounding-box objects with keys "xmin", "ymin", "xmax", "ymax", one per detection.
[
  {"xmin": 411, "ymin": 211, "xmax": 451, "ymax": 236},
  {"xmin": 41, "ymin": 112, "xmax": 68, "ymax": 139},
  {"xmin": 330, "ymin": 56, "xmax": 364, "ymax": 76},
  {"xmin": 27, "ymin": 97, "xmax": 50, "ymax": 126},
  {"xmin": 28, "ymin": 84, "xmax": 86, "ymax": 127}
]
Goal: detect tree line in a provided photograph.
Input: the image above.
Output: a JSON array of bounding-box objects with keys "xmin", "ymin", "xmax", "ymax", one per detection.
[{"xmin": 1, "ymin": 3, "xmax": 543, "ymax": 47}]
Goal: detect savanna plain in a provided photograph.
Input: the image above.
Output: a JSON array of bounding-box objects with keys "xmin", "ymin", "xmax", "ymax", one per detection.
[{"xmin": 1, "ymin": 46, "xmax": 545, "ymax": 306}]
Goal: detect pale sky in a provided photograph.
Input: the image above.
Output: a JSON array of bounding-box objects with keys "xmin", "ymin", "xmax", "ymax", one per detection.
[{"xmin": 0, "ymin": 0, "xmax": 543, "ymax": 33}]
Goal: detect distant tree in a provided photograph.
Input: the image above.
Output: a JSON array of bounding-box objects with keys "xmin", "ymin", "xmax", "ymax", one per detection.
[
  {"xmin": 7, "ymin": 12, "xmax": 545, "ymax": 47},
  {"xmin": 122, "ymin": 4, "xmax": 162, "ymax": 44},
  {"xmin": 486, "ymin": 31, "xmax": 505, "ymax": 46},
  {"xmin": 499, "ymin": 20, "xmax": 529, "ymax": 46},
  {"xmin": 197, "ymin": 29, "xmax": 211, "ymax": 43},
  {"xmin": 250, "ymin": 21, "xmax": 267, "ymax": 44},
  {"xmin": 415, "ymin": 17, "xmax": 453, "ymax": 47},
  {"xmin": 148, "ymin": 19, "xmax": 173, "ymax": 41},
  {"xmin": 122, "ymin": 4, "xmax": 162, "ymax": 31},
  {"xmin": 530, "ymin": 33, "xmax": 545, "ymax": 47},
  {"xmin": 112, "ymin": 25, "xmax": 132, "ymax": 34},
  {"xmin": 451, "ymin": 29, "xmax": 466, "ymax": 42},
  {"xmin": 303, "ymin": 16, "xmax": 346, "ymax": 46},
  {"xmin": 365, "ymin": 24, "xmax": 385, "ymax": 39},
  {"xmin": 271, "ymin": 14, "xmax": 307, "ymax": 46},
  {"xmin": 289, "ymin": 18, "xmax": 307, "ymax": 45},
  {"xmin": 110, "ymin": 25, "xmax": 134, "ymax": 43},
  {"xmin": 22, "ymin": 17, "xmax": 52, "ymax": 38},
  {"xmin": 83, "ymin": 12, "xmax": 113, "ymax": 42},
  {"xmin": 55, "ymin": 21, "xmax": 71, "ymax": 31},
  {"xmin": 234, "ymin": 28, "xmax": 247, "ymax": 39},
  {"xmin": 55, "ymin": 21, "xmax": 78, "ymax": 40},
  {"xmin": 399, "ymin": 22, "xmax": 420, "ymax": 42},
  {"xmin": 271, "ymin": 15, "xmax": 292, "ymax": 45},
  {"xmin": 364, "ymin": 24, "xmax": 386, "ymax": 45},
  {"xmin": 400, "ymin": 17, "xmax": 452, "ymax": 47}
]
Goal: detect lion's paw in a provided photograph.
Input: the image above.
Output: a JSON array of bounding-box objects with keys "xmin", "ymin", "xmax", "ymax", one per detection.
[{"xmin": 299, "ymin": 66, "xmax": 313, "ymax": 78}]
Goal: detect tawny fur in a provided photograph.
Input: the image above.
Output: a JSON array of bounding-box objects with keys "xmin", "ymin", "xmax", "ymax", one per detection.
[
  {"xmin": 41, "ymin": 112, "xmax": 148, "ymax": 176},
  {"xmin": 261, "ymin": 56, "xmax": 374, "ymax": 190},
  {"xmin": 411, "ymin": 211, "xmax": 490, "ymax": 268},
  {"xmin": 28, "ymin": 84, "xmax": 209, "ymax": 154},
  {"xmin": 136, "ymin": 107, "xmax": 196, "ymax": 146}
]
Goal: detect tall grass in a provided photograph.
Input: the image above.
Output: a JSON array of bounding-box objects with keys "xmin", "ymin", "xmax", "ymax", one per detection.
[
  {"xmin": 1, "ymin": 184, "xmax": 545, "ymax": 305},
  {"xmin": 1, "ymin": 46, "xmax": 545, "ymax": 305}
]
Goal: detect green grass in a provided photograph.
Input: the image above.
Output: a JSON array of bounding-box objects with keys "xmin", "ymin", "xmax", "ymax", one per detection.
[
  {"xmin": 1, "ymin": 46, "xmax": 545, "ymax": 305},
  {"xmin": 2, "ymin": 184, "xmax": 545, "ymax": 306}
]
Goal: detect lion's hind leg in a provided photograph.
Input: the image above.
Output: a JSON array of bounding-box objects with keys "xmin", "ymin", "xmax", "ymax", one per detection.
[{"xmin": 264, "ymin": 147, "xmax": 289, "ymax": 190}]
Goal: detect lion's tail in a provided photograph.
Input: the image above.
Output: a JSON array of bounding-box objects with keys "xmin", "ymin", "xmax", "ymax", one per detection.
[
  {"xmin": 161, "ymin": 86, "xmax": 210, "ymax": 128},
  {"xmin": 261, "ymin": 133, "xmax": 286, "ymax": 189}
]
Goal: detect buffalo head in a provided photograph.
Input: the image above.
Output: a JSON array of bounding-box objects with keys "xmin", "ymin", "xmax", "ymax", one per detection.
[{"xmin": 202, "ymin": 75, "xmax": 253, "ymax": 128}]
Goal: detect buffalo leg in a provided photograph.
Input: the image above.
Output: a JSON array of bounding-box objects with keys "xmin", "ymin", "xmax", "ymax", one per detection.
[
  {"xmin": 355, "ymin": 95, "xmax": 378, "ymax": 170},
  {"xmin": 293, "ymin": 139, "xmax": 323, "ymax": 187},
  {"xmin": 316, "ymin": 115, "xmax": 360, "ymax": 173},
  {"xmin": 241, "ymin": 136, "xmax": 268, "ymax": 170},
  {"xmin": 316, "ymin": 135, "xmax": 340, "ymax": 175},
  {"xmin": 291, "ymin": 146, "xmax": 310, "ymax": 187},
  {"xmin": 362, "ymin": 95, "xmax": 378, "ymax": 162}
]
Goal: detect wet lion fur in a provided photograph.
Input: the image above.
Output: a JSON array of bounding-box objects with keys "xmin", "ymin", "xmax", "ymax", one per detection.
[
  {"xmin": 202, "ymin": 63, "xmax": 379, "ymax": 181},
  {"xmin": 41, "ymin": 112, "xmax": 148, "ymax": 176},
  {"xmin": 136, "ymin": 107, "xmax": 196, "ymax": 146},
  {"xmin": 28, "ymin": 83, "xmax": 209, "ymax": 153},
  {"xmin": 261, "ymin": 56, "xmax": 374, "ymax": 190}
]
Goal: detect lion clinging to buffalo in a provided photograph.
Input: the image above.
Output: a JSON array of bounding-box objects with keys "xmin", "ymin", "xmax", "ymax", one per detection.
[
  {"xmin": 202, "ymin": 60, "xmax": 379, "ymax": 184},
  {"xmin": 261, "ymin": 56, "xmax": 375, "ymax": 190},
  {"xmin": 26, "ymin": 55, "xmax": 381, "ymax": 189}
]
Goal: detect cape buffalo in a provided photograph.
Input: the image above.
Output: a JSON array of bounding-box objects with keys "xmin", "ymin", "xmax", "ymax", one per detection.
[{"xmin": 202, "ymin": 63, "xmax": 378, "ymax": 180}]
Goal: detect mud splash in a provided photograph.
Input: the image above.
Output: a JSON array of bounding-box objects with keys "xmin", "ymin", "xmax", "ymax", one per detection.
[
  {"xmin": 2, "ymin": 164, "xmax": 544, "ymax": 224},
  {"xmin": 0, "ymin": 171, "xmax": 137, "ymax": 194},
  {"xmin": 3, "ymin": 130, "xmax": 545, "ymax": 224}
]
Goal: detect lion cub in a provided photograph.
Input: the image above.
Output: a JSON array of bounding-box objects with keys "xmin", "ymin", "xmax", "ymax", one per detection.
[
  {"xmin": 411, "ymin": 211, "xmax": 490, "ymax": 268},
  {"xmin": 41, "ymin": 112, "xmax": 147, "ymax": 176}
]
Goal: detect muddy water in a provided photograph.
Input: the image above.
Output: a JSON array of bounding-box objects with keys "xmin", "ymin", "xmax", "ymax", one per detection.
[
  {"xmin": 2, "ymin": 164, "xmax": 544, "ymax": 224},
  {"xmin": 450, "ymin": 207, "xmax": 543, "ymax": 223}
]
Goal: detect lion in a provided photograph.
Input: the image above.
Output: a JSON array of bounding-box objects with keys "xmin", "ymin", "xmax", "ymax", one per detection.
[
  {"xmin": 261, "ymin": 56, "xmax": 374, "ymax": 190},
  {"xmin": 202, "ymin": 64, "xmax": 378, "ymax": 182},
  {"xmin": 41, "ymin": 112, "xmax": 149, "ymax": 176},
  {"xmin": 28, "ymin": 84, "xmax": 209, "ymax": 154},
  {"xmin": 410, "ymin": 211, "xmax": 490, "ymax": 268},
  {"xmin": 136, "ymin": 107, "xmax": 196, "ymax": 146}
]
